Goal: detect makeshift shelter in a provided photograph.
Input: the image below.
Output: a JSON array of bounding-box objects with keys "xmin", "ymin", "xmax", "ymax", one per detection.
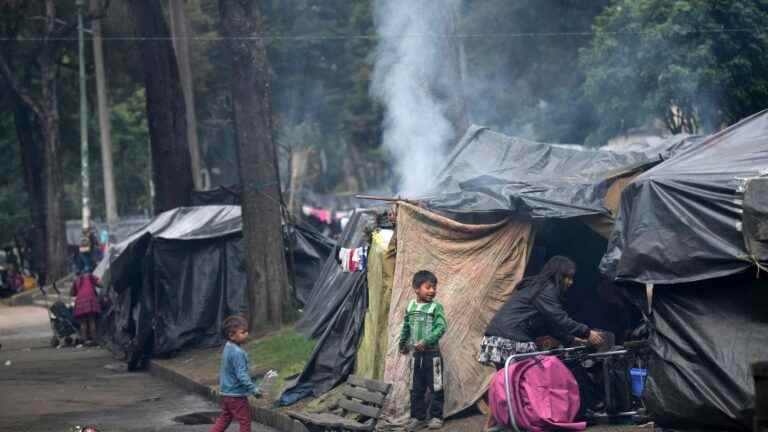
[
  {"xmin": 95, "ymin": 205, "xmax": 333, "ymax": 365},
  {"xmin": 600, "ymin": 109, "xmax": 768, "ymax": 430},
  {"xmin": 375, "ymin": 126, "xmax": 686, "ymax": 418},
  {"xmin": 383, "ymin": 203, "xmax": 533, "ymax": 417},
  {"xmin": 280, "ymin": 210, "xmax": 376, "ymax": 404},
  {"xmin": 423, "ymin": 125, "xmax": 672, "ymax": 218},
  {"xmin": 280, "ymin": 125, "xmax": 680, "ymax": 418}
]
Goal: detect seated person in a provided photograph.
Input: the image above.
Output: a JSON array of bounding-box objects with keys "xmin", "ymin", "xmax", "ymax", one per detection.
[{"xmin": 477, "ymin": 256, "xmax": 605, "ymax": 431}]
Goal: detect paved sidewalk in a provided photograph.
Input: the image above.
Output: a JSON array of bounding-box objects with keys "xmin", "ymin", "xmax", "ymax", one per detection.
[{"xmin": 0, "ymin": 304, "xmax": 278, "ymax": 431}]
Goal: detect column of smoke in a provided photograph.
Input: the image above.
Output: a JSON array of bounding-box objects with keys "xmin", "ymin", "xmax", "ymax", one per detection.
[{"xmin": 371, "ymin": 0, "xmax": 462, "ymax": 196}]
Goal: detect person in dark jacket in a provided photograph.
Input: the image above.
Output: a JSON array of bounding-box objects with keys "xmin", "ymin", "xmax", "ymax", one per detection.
[{"xmin": 477, "ymin": 255, "xmax": 605, "ymax": 431}]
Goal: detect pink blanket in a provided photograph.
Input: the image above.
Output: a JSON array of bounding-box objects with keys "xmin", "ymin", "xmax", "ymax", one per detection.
[{"xmin": 489, "ymin": 355, "xmax": 586, "ymax": 432}]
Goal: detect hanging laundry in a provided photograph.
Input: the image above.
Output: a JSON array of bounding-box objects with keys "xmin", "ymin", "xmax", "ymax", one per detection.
[{"xmin": 338, "ymin": 246, "xmax": 369, "ymax": 273}]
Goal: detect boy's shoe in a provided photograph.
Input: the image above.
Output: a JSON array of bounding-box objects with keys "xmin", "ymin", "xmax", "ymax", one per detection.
[
  {"xmin": 406, "ymin": 418, "xmax": 427, "ymax": 431},
  {"xmin": 427, "ymin": 418, "xmax": 444, "ymax": 429}
]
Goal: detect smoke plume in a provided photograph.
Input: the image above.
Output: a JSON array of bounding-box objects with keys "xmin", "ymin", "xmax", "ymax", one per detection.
[{"xmin": 371, "ymin": 0, "xmax": 463, "ymax": 197}]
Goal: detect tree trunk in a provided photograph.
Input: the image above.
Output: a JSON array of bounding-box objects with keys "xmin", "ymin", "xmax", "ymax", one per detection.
[
  {"xmin": 0, "ymin": 0, "xmax": 75, "ymax": 282},
  {"xmin": 168, "ymin": 0, "xmax": 203, "ymax": 190},
  {"xmin": 90, "ymin": 0, "xmax": 118, "ymax": 229},
  {"xmin": 130, "ymin": 0, "xmax": 193, "ymax": 213},
  {"xmin": 219, "ymin": 0, "xmax": 289, "ymax": 330},
  {"xmin": 39, "ymin": 111, "xmax": 68, "ymax": 282},
  {"xmin": 39, "ymin": 17, "xmax": 68, "ymax": 282},
  {"xmin": 13, "ymin": 101, "xmax": 47, "ymax": 280}
]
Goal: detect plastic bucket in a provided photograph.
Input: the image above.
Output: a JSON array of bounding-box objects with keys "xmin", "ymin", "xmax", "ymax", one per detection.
[{"xmin": 630, "ymin": 368, "xmax": 647, "ymax": 397}]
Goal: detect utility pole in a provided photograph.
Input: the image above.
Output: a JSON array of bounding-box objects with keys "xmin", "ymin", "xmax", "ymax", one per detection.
[
  {"xmin": 77, "ymin": 0, "xmax": 91, "ymax": 230},
  {"xmin": 91, "ymin": 0, "xmax": 118, "ymax": 231}
]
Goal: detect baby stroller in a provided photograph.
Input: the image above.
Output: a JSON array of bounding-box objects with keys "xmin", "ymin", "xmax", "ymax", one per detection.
[
  {"xmin": 49, "ymin": 300, "xmax": 80, "ymax": 347},
  {"xmin": 489, "ymin": 346, "xmax": 588, "ymax": 432},
  {"xmin": 42, "ymin": 279, "xmax": 81, "ymax": 347}
]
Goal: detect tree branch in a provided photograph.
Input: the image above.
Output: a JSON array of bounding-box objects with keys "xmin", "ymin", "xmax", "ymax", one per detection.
[{"xmin": 0, "ymin": 52, "xmax": 42, "ymax": 117}]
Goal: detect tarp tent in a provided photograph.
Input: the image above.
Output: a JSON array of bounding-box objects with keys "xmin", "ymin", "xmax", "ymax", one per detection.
[
  {"xmin": 422, "ymin": 125, "xmax": 679, "ymax": 218},
  {"xmin": 96, "ymin": 206, "xmax": 333, "ymax": 364},
  {"xmin": 281, "ymin": 125, "xmax": 684, "ymax": 417},
  {"xmin": 374, "ymin": 126, "xmax": 683, "ymax": 418},
  {"xmin": 281, "ymin": 210, "xmax": 376, "ymax": 403},
  {"xmin": 598, "ymin": 109, "xmax": 768, "ymax": 430},
  {"xmin": 602, "ymin": 109, "xmax": 768, "ymax": 285}
]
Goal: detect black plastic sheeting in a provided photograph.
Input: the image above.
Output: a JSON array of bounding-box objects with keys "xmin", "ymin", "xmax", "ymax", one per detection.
[
  {"xmin": 96, "ymin": 206, "xmax": 333, "ymax": 362},
  {"xmin": 421, "ymin": 125, "xmax": 696, "ymax": 219},
  {"xmin": 278, "ymin": 210, "xmax": 376, "ymax": 406},
  {"xmin": 602, "ymin": 110, "xmax": 768, "ymax": 285},
  {"xmin": 286, "ymin": 222, "xmax": 336, "ymax": 307},
  {"xmin": 190, "ymin": 185, "xmax": 241, "ymax": 206},
  {"xmin": 644, "ymin": 272, "xmax": 768, "ymax": 430}
]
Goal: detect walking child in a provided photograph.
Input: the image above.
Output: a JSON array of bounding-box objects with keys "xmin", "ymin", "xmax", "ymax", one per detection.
[
  {"xmin": 210, "ymin": 315, "xmax": 262, "ymax": 432},
  {"xmin": 399, "ymin": 270, "xmax": 448, "ymax": 430}
]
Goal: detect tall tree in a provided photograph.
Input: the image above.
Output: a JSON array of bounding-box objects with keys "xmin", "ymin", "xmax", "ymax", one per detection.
[
  {"xmin": 0, "ymin": 1, "xmax": 80, "ymax": 281},
  {"xmin": 581, "ymin": 0, "xmax": 768, "ymax": 142},
  {"xmin": 218, "ymin": 0, "xmax": 290, "ymax": 330},
  {"xmin": 12, "ymin": 100, "xmax": 46, "ymax": 277},
  {"xmin": 90, "ymin": 0, "xmax": 118, "ymax": 229},
  {"xmin": 129, "ymin": 0, "xmax": 193, "ymax": 213},
  {"xmin": 169, "ymin": 0, "xmax": 203, "ymax": 190}
]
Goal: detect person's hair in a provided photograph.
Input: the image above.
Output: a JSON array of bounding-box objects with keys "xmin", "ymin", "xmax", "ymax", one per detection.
[
  {"xmin": 222, "ymin": 315, "xmax": 248, "ymax": 338},
  {"xmin": 412, "ymin": 270, "xmax": 437, "ymax": 289},
  {"xmin": 536, "ymin": 255, "xmax": 576, "ymax": 291}
]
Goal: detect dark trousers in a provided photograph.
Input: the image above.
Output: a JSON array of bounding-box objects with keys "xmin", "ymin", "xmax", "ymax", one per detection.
[
  {"xmin": 210, "ymin": 396, "xmax": 251, "ymax": 432},
  {"xmin": 410, "ymin": 350, "xmax": 444, "ymax": 420}
]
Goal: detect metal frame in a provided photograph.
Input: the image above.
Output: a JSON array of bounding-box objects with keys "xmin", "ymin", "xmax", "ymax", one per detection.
[{"xmin": 501, "ymin": 346, "xmax": 631, "ymax": 431}]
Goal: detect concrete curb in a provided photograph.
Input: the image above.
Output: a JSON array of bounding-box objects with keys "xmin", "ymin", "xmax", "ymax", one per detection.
[{"xmin": 149, "ymin": 360, "xmax": 308, "ymax": 432}]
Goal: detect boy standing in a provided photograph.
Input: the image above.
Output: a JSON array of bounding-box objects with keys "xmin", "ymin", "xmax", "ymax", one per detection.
[
  {"xmin": 399, "ymin": 270, "xmax": 448, "ymax": 430},
  {"xmin": 211, "ymin": 316, "xmax": 261, "ymax": 432}
]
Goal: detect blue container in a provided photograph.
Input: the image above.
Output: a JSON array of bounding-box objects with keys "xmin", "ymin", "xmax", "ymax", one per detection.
[{"xmin": 630, "ymin": 368, "xmax": 647, "ymax": 397}]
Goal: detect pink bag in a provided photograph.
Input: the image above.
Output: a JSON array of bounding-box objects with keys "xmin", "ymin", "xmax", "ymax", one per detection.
[{"xmin": 488, "ymin": 355, "xmax": 586, "ymax": 432}]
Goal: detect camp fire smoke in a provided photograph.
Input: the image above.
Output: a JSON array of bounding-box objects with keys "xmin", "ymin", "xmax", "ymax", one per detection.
[{"xmin": 371, "ymin": 0, "xmax": 462, "ymax": 196}]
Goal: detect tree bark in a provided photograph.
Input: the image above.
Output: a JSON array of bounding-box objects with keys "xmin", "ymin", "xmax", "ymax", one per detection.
[
  {"xmin": 90, "ymin": 0, "xmax": 119, "ymax": 229},
  {"xmin": 168, "ymin": 0, "xmax": 203, "ymax": 190},
  {"xmin": 219, "ymin": 0, "xmax": 289, "ymax": 330},
  {"xmin": 129, "ymin": 0, "xmax": 193, "ymax": 214},
  {"xmin": 13, "ymin": 101, "xmax": 47, "ymax": 281}
]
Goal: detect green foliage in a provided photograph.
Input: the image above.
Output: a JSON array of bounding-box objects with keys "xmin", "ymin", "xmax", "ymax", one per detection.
[
  {"xmin": 3, "ymin": 0, "xmax": 768, "ymax": 227},
  {"xmin": 110, "ymin": 88, "xmax": 152, "ymax": 215},
  {"xmin": 581, "ymin": 0, "xmax": 768, "ymax": 144},
  {"xmin": 0, "ymin": 112, "xmax": 31, "ymax": 245}
]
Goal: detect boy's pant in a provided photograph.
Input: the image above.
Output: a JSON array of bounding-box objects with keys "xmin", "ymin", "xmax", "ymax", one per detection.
[
  {"xmin": 210, "ymin": 395, "xmax": 251, "ymax": 432},
  {"xmin": 410, "ymin": 350, "xmax": 444, "ymax": 420}
]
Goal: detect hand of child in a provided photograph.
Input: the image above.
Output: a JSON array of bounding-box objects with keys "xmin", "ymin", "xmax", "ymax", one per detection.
[
  {"xmin": 399, "ymin": 345, "xmax": 409, "ymax": 355},
  {"xmin": 253, "ymin": 389, "xmax": 263, "ymax": 399},
  {"xmin": 414, "ymin": 341, "xmax": 426, "ymax": 352}
]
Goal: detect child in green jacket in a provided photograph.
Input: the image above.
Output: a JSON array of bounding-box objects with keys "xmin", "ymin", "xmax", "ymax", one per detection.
[{"xmin": 399, "ymin": 270, "xmax": 447, "ymax": 430}]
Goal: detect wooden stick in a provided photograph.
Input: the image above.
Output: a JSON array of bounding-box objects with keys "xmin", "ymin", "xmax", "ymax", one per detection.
[
  {"xmin": 355, "ymin": 194, "xmax": 421, "ymax": 206},
  {"xmin": 354, "ymin": 194, "xmax": 400, "ymax": 202}
]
